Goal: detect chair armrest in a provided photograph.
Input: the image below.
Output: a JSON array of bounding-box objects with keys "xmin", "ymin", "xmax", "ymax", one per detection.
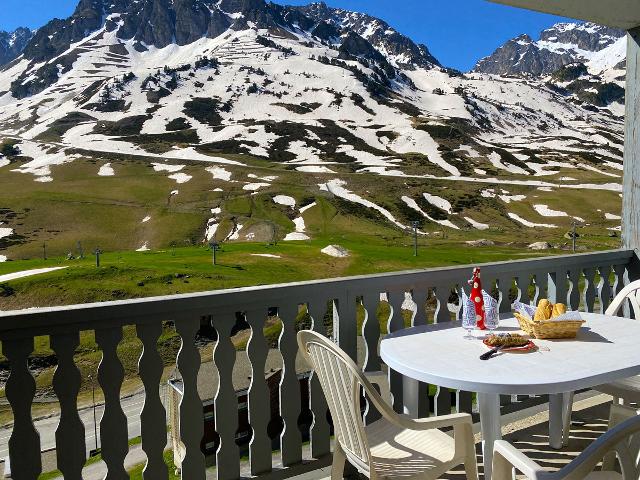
[
  {"xmin": 385, "ymin": 412, "xmax": 473, "ymax": 431},
  {"xmin": 493, "ymin": 440, "xmax": 549, "ymax": 480},
  {"xmin": 363, "ymin": 370, "xmax": 392, "ymax": 407},
  {"xmin": 359, "ymin": 372, "xmax": 472, "ymax": 432}
]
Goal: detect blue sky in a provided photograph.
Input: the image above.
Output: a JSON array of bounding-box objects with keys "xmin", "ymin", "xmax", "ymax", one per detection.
[{"xmin": 1, "ymin": 0, "xmax": 571, "ymax": 71}]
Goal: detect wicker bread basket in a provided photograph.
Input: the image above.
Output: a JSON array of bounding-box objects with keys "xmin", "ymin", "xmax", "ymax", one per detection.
[
  {"xmin": 514, "ymin": 312, "xmax": 584, "ymax": 339},
  {"xmin": 514, "ymin": 312, "xmax": 534, "ymax": 335}
]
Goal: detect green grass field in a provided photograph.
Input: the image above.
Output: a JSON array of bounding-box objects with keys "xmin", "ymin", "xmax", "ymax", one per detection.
[
  {"xmin": 0, "ymin": 238, "xmax": 556, "ymax": 310},
  {"xmin": 0, "ymin": 150, "xmax": 623, "ymax": 263}
]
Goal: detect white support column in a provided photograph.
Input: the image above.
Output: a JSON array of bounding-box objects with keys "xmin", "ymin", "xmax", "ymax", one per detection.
[{"xmin": 623, "ymin": 27, "xmax": 640, "ymax": 249}]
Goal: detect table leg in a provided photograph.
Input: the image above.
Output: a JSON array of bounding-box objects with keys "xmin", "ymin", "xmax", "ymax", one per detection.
[
  {"xmin": 562, "ymin": 391, "xmax": 574, "ymax": 447},
  {"xmin": 549, "ymin": 393, "xmax": 564, "ymax": 449},
  {"xmin": 548, "ymin": 392, "xmax": 574, "ymax": 449},
  {"xmin": 402, "ymin": 376, "xmax": 429, "ymax": 419},
  {"xmin": 478, "ymin": 392, "xmax": 501, "ymax": 480}
]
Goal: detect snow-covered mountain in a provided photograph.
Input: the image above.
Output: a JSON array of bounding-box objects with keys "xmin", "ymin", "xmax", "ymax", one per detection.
[
  {"xmin": 0, "ymin": 27, "xmax": 34, "ymax": 67},
  {"xmin": 5, "ymin": 0, "xmax": 438, "ymax": 99},
  {"xmin": 474, "ymin": 22, "xmax": 626, "ymax": 77},
  {"xmin": 474, "ymin": 22, "xmax": 626, "ymax": 115},
  {"xmin": 0, "ymin": 1, "xmax": 627, "ymax": 249}
]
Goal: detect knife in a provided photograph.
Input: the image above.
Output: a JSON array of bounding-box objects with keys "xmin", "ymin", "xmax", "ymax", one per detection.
[{"xmin": 480, "ymin": 345, "xmax": 505, "ymax": 360}]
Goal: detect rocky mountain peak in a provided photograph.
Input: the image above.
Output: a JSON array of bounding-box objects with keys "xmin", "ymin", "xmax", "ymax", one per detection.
[
  {"xmin": 0, "ymin": 27, "xmax": 34, "ymax": 66},
  {"xmin": 289, "ymin": 2, "xmax": 439, "ymax": 69},
  {"xmin": 539, "ymin": 22, "xmax": 622, "ymax": 51},
  {"xmin": 22, "ymin": 0, "xmax": 121, "ymax": 62},
  {"xmin": 514, "ymin": 33, "xmax": 533, "ymax": 44},
  {"xmin": 474, "ymin": 21, "xmax": 625, "ymax": 77},
  {"xmin": 218, "ymin": 0, "xmax": 267, "ymax": 13}
]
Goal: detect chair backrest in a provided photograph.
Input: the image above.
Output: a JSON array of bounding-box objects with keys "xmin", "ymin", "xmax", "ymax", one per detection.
[
  {"xmin": 297, "ymin": 330, "xmax": 372, "ymax": 474},
  {"xmin": 558, "ymin": 406, "xmax": 640, "ymax": 480},
  {"xmin": 606, "ymin": 279, "xmax": 640, "ymax": 318}
]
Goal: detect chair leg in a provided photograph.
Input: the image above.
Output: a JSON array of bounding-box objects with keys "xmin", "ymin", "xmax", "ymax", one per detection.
[
  {"xmin": 331, "ymin": 442, "xmax": 347, "ymax": 480},
  {"xmin": 491, "ymin": 450, "xmax": 514, "ymax": 480},
  {"xmin": 602, "ymin": 403, "xmax": 638, "ymax": 471},
  {"xmin": 464, "ymin": 453, "xmax": 479, "ymax": 480},
  {"xmin": 462, "ymin": 424, "xmax": 479, "ymax": 480}
]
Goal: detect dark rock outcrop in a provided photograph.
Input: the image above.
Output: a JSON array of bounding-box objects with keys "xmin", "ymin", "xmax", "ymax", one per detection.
[
  {"xmin": 311, "ymin": 21, "xmax": 340, "ymax": 42},
  {"xmin": 338, "ymin": 32, "xmax": 386, "ymax": 64},
  {"xmin": 0, "ymin": 27, "xmax": 33, "ymax": 67},
  {"xmin": 136, "ymin": 0, "xmax": 177, "ymax": 48},
  {"xmin": 290, "ymin": 1, "xmax": 440, "ymax": 69},
  {"xmin": 207, "ymin": 9, "xmax": 231, "ymax": 39},
  {"xmin": 175, "ymin": 0, "xmax": 210, "ymax": 45}
]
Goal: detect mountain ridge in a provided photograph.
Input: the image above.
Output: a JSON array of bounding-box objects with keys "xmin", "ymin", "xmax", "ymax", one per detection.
[
  {"xmin": 4, "ymin": 0, "xmax": 440, "ymax": 100},
  {"xmin": 474, "ymin": 22, "xmax": 626, "ymax": 77}
]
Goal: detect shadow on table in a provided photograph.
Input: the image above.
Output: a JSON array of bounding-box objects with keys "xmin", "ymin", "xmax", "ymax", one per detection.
[{"xmin": 550, "ymin": 327, "xmax": 613, "ymax": 344}]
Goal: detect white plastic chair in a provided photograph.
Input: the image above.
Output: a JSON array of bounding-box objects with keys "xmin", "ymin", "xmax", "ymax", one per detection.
[
  {"xmin": 492, "ymin": 404, "xmax": 640, "ymax": 480},
  {"xmin": 594, "ymin": 279, "xmax": 640, "ymax": 403},
  {"xmin": 297, "ymin": 330, "xmax": 478, "ymax": 480},
  {"xmin": 561, "ymin": 281, "xmax": 640, "ymax": 448}
]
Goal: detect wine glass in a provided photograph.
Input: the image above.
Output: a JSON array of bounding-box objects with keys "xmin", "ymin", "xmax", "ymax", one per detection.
[
  {"xmin": 486, "ymin": 310, "xmax": 499, "ymax": 333},
  {"xmin": 462, "ymin": 308, "xmax": 476, "ymax": 340},
  {"xmin": 483, "ymin": 292, "xmax": 499, "ymax": 334}
]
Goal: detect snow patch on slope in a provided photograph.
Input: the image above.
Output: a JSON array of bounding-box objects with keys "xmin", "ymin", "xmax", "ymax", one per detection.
[
  {"xmin": 508, "ymin": 213, "xmax": 557, "ymax": 228},
  {"xmin": 321, "ymin": 179, "xmax": 408, "ymax": 230},
  {"xmin": 401, "ymin": 196, "xmax": 458, "ymax": 230}
]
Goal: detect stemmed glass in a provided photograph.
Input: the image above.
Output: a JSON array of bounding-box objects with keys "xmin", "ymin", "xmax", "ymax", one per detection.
[
  {"xmin": 483, "ymin": 291, "xmax": 500, "ymax": 334},
  {"xmin": 461, "ymin": 288, "xmax": 477, "ymax": 339},
  {"xmin": 486, "ymin": 312, "xmax": 499, "ymax": 333},
  {"xmin": 462, "ymin": 307, "xmax": 477, "ymax": 340}
]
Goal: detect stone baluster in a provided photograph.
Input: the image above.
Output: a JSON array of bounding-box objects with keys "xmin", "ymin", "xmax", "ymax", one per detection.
[
  {"xmin": 95, "ymin": 327, "xmax": 129, "ymax": 480},
  {"xmin": 51, "ymin": 332, "xmax": 86, "ymax": 480},
  {"xmin": 278, "ymin": 304, "xmax": 302, "ymax": 467},
  {"xmin": 213, "ymin": 313, "xmax": 240, "ymax": 480},
  {"xmin": 136, "ymin": 322, "xmax": 169, "ymax": 480},
  {"xmin": 4, "ymin": 336, "xmax": 42, "ymax": 480},
  {"xmin": 583, "ymin": 267, "xmax": 597, "ymax": 313},
  {"xmin": 307, "ymin": 301, "xmax": 330, "ymax": 458},
  {"xmin": 246, "ymin": 309, "xmax": 272, "ymax": 476}
]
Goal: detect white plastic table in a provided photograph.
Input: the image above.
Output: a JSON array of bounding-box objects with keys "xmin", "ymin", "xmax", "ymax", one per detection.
[{"xmin": 380, "ymin": 313, "xmax": 640, "ymax": 480}]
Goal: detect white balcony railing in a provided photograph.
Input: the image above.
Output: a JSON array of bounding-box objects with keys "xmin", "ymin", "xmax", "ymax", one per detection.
[{"xmin": 0, "ymin": 248, "xmax": 636, "ymax": 480}]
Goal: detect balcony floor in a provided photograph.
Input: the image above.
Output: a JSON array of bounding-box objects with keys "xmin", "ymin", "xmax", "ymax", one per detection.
[
  {"xmin": 292, "ymin": 393, "xmax": 613, "ymax": 480},
  {"xmin": 453, "ymin": 393, "xmax": 611, "ymax": 480}
]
